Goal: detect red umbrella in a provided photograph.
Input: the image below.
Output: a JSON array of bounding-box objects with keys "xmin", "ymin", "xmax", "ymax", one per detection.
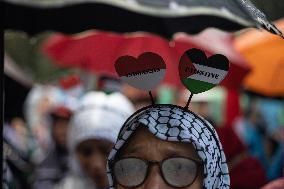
[
  {"xmin": 43, "ymin": 31, "xmax": 180, "ymax": 86},
  {"xmin": 43, "ymin": 30, "xmax": 250, "ymax": 89}
]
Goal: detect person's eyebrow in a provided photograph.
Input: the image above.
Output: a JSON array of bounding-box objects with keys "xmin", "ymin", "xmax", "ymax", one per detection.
[
  {"xmin": 165, "ymin": 151, "xmax": 201, "ymax": 161},
  {"xmin": 122, "ymin": 144, "xmax": 146, "ymax": 155},
  {"xmin": 163, "ymin": 146, "xmax": 201, "ymax": 160},
  {"xmin": 163, "ymin": 148, "xmax": 189, "ymax": 157}
]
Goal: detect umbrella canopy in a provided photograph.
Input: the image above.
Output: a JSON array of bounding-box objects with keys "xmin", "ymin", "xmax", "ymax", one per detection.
[
  {"xmin": 3, "ymin": 0, "xmax": 283, "ymax": 38},
  {"xmin": 234, "ymin": 19, "xmax": 284, "ymax": 97},
  {"xmin": 43, "ymin": 31, "xmax": 180, "ymax": 85},
  {"xmin": 43, "ymin": 29, "xmax": 250, "ymax": 89}
]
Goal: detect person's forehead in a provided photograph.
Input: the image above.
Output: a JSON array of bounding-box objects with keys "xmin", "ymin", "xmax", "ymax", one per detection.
[
  {"xmin": 77, "ymin": 138, "xmax": 113, "ymax": 148},
  {"xmin": 119, "ymin": 127, "xmax": 200, "ymax": 159}
]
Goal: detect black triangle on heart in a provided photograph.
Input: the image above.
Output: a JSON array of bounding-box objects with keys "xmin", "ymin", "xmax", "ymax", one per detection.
[{"xmin": 185, "ymin": 48, "xmax": 229, "ymax": 71}]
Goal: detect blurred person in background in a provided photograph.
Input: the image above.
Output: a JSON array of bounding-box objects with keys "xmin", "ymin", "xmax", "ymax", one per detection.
[
  {"xmin": 258, "ymin": 98, "xmax": 284, "ymax": 181},
  {"xmin": 3, "ymin": 117, "xmax": 35, "ymax": 189},
  {"xmin": 233, "ymin": 97, "xmax": 284, "ymax": 181},
  {"xmin": 263, "ymin": 131, "xmax": 284, "ymax": 181},
  {"xmin": 3, "ymin": 118, "xmax": 29, "ymax": 154},
  {"xmin": 24, "ymin": 85, "xmax": 61, "ymax": 163},
  {"xmin": 33, "ymin": 106, "xmax": 73, "ymax": 189},
  {"xmin": 55, "ymin": 91, "xmax": 134, "ymax": 189},
  {"xmin": 217, "ymin": 126, "xmax": 267, "ymax": 189},
  {"xmin": 3, "ymin": 138, "xmax": 33, "ymax": 189},
  {"xmin": 24, "ymin": 80, "xmax": 82, "ymax": 164},
  {"xmin": 233, "ymin": 105, "xmax": 266, "ymax": 163}
]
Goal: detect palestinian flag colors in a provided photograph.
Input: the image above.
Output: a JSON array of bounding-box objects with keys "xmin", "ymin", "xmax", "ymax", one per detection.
[
  {"xmin": 179, "ymin": 48, "xmax": 229, "ymax": 94},
  {"xmin": 115, "ymin": 52, "xmax": 166, "ymax": 91}
]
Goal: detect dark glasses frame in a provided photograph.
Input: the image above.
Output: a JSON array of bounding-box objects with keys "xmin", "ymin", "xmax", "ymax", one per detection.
[{"xmin": 111, "ymin": 156, "xmax": 203, "ymax": 188}]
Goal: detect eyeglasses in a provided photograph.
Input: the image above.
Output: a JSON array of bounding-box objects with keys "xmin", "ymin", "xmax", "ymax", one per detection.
[{"xmin": 112, "ymin": 157, "xmax": 203, "ymax": 188}]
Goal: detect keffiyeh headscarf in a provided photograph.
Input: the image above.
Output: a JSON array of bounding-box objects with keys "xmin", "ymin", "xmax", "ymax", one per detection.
[{"xmin": 107, "ymin": 104, "xmax": 230, "ymax": 189}]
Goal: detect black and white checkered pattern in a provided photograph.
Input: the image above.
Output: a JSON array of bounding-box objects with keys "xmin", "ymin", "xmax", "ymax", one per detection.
[{"xmin": 107, "ymin": 104, "xmax": 229, "ymax": 189}]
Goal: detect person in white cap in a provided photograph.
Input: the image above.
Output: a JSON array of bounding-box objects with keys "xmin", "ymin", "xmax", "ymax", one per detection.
[{"xmin": 55, "ymin": 91, "xmax": 134, "ymax": 189}]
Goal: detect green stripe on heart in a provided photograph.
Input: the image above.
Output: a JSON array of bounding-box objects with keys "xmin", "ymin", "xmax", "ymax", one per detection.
[{"xmin": 182, "ymin": 78, "xmax": 215, "ymax": 94}]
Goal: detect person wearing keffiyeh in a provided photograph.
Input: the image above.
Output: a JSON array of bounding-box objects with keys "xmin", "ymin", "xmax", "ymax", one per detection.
[{"xmin": 107, "ymin": 104, "xmax": 230, "ymax": 189}]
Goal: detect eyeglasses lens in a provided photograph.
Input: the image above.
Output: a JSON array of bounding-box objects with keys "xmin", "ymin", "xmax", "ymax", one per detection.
[
  {"xmin": 162, "ymin": 157, "xmax": 198, "ymax": 187},
  {"xmin": 114, "ymin": 158, "xmax": 147, "ymax": 187}
]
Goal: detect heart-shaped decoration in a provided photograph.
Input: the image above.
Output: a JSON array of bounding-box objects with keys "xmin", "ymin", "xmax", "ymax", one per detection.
[
  {"xmin": 115, "ymin": 52, "xmax": 166, "ymax": 91},
  {"xmin": 179, "ymin": 48, "xmax": 229, "ymax": 94}
]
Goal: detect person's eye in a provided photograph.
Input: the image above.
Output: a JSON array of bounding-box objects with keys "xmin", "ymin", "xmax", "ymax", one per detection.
[
  {"xmin": 176, "ymin": 163, "xmax": 182, "ymax": 170},
  {"xmin": 79, "ymin": 147, "xmax": 93, "ymax": 157},
  {"xmin": 99, "ymin": 146, "xmax": 111, "ymax": 155}
]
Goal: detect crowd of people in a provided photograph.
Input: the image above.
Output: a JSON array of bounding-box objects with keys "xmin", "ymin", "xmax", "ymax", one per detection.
[{"xmin": 3, "ymin": 75, "xmax": 284, "ymax": 189}]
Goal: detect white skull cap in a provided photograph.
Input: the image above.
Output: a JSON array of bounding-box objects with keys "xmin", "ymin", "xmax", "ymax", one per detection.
[{"xmin": 68, "ymin": 91, "xmax": 134, "ymax": 152}]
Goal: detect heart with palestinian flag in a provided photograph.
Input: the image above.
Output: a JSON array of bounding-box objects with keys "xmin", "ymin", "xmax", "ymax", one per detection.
[
  {"xmin": 179, "ymin": 48, "xmax": 229, "ymax": 94},
  {"xmin": 115, "ymin": 52, "xmax": 166, "ymax": 91}
]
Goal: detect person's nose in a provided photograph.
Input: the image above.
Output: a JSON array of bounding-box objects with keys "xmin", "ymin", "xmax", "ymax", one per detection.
[
  {"xmin": 90, "ymin": 153, "xmax": 106, "ymax": 173},
  {"xmin": 142, "ymin": 165, "xmax": 169, "ymax": 189}
]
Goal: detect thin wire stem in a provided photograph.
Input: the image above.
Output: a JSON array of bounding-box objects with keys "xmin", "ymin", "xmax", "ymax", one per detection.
[
  {"xmin": 184, "ymin": 93, "xmax": 193, "ymax": 110},
  {"xmin": 149, "ymin": 91, "xmax": 155, "ymax": 105}
]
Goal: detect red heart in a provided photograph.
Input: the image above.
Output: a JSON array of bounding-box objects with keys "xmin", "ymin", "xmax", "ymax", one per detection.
[{"xmin": 115, "ymin": 52, "xmax": 166, "ymax": 90}]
